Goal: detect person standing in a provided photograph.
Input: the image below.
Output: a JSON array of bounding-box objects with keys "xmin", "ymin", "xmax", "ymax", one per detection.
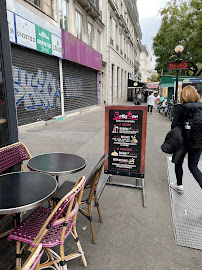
[
  {"xmin": 147, "ymin": 92, "xmax": 156, "ymax": 113},
  {"xmin": 170, "ymin": 85, "xmax": 202, "ymax": 193},
  {"xmin": 133, "ymin": 90, "xmax": 143, "ymax": 105}
]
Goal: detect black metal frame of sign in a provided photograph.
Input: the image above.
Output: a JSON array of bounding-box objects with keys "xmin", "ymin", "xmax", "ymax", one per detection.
[{"xmin": 102, "ymin": 105, "xmax": 147, "ymax": 207}]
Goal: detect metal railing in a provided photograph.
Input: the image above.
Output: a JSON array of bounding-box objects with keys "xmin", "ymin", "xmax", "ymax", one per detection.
[{"xmin": 89, "ymin": 0, "xmax": 99, "ymax": 12}]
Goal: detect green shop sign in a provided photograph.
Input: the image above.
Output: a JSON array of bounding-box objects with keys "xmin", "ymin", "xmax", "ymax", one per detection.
[{"xmin": 35, "ymin": 25, "xmax": 52, "ymax": 55}]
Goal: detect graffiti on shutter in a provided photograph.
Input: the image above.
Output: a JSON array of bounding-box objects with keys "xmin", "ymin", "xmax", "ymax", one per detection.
[
  {"xmin": 65, "ymin": 76, "xmax": 84, "ymax": 98},
  {"xmin": 12, "ymin": 66, "xmax": 61, "ymax": 113}
]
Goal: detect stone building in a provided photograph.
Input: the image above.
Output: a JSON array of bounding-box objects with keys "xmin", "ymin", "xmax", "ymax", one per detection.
[
  {"xmin": 102, "ymin": 0, "xmax": 142, "ymax": 104},
  {"xmin": 139, "ymin": 44, "xmax": 152, "ymax": 84},
  {"xmin": 5, "ymin": 0, "xmax": 142, "ymax": 126}
]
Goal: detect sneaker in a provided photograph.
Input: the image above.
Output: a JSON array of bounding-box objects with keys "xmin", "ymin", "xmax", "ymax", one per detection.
[{"xmin": 170, "ymin": 183, "xmax": 184, "ymax": 194}]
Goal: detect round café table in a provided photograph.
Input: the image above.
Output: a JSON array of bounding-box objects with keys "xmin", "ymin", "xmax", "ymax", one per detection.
[
  {"xmin": 27, "ymin": 153, "xmax": 86, "ymax": 181},
  {"xmin": 0, "ymin": 171, "xmax": 57, "ymax": 217}
]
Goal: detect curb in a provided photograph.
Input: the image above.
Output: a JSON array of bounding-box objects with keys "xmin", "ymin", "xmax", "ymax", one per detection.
[
  {"xmin": 19, "ymin": 105, "xmax": 100, "ymax": 130},
  {"xmin": 19, "ymin": 120, "xmax": 46, "ymax": 131}
]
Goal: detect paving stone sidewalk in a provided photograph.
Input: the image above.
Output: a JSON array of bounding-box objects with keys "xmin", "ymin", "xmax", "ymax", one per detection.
[{"xmin": 0, "ymin": 102, "xmax": 202, "ymax": 270}]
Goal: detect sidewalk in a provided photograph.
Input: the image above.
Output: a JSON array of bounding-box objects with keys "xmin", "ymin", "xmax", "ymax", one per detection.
[{"xmin": 1, "ymin": 102, "xmax": 202, "ymax": 270}]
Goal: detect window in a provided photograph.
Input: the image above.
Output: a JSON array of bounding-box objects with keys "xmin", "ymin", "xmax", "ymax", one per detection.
[
  {"xmin": 59, "ymin": 0, "xmax": 68, "ymax": 31},
  {"xmin": 88, "ymin": 23, "xmax": 93, "ymax": 46},
  {"xmin": 76, "ymin": 11, "xmax": 82, "ymax": 40},
  {"xmin": 29, "ymin": 0, "xmax": 40, "ymax": 7},
  {"xmin": 97, "ymin": 30, "xmax": 101, "ymax": 52}
]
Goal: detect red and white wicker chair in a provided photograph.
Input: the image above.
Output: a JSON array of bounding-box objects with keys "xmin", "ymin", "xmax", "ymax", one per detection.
[
  {"xmin": 0, "ymin": 142, "xmax": 32, "ymax": 238},
  {"xmin": 8, "ymin": 176, "xmax": 87, "ymax": 270}
]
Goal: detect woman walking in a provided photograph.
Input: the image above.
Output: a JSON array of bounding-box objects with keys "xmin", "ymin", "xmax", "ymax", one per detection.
[{"xmin": 170, "ymin": 85, "xmax": 202, "ymax": 193}]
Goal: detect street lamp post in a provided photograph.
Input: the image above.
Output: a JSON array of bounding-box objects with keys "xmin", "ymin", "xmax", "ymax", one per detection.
[{"xmin": 174, "ymin": 44, "xmax": 184, "ymax": 103}]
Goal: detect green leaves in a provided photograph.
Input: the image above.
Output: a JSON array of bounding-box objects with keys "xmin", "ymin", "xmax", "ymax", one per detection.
[{"xmin": 152, "ymin": 0, "xmax": 202, "ymax": 75}]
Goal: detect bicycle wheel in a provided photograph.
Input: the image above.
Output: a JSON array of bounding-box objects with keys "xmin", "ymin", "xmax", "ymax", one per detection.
[{"xmin": 159, "ymin": 107, "xmax": 165, "ymax": 115}]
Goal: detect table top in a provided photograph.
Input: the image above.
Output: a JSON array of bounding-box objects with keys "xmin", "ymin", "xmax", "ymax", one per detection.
[
  {"xmin": 0, "ymin": 171, "xmax": 57, "ymax": 215},
  {"xmin": 27, "ymin": 153, "xmax": 86, "ymax": 175}
]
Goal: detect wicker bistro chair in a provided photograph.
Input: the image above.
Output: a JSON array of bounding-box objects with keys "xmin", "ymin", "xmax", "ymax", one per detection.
[
  {"xmin": 52, "ymin": 153, "xmax": 108, "ymax": 244},
  {"xmin": 21, "ymin": 243, "xmax": 44, "ymax": 270},
  {"xmin": 0, "ymin": 142, "xmax": 32, "ymax": 238},
  {"xmin": 0, "ymin": 142, "xmax": 32, "ymax": 174},
  {"xmin": 8, "ymin": 176, "xmax": 87, "ymax": 270}
]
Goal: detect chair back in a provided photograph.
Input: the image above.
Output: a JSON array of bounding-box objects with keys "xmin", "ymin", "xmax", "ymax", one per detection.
[
  {"xmin": 0, "ymin": 142, "xmax": 31, "ymax": 174},
  {"xmin": 22, "ymin": 243, "xmax": 43, "ymax": 270},
  {"xmin": 32, "ymin": 176, "xmax": 86, "ymax": 247},
  {"xmin": 85, "ymin": 154, "xmax": 108, "ymax": 201}
]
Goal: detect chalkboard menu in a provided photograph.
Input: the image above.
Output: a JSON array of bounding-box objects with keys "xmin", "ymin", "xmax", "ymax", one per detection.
[{"xmin": 104, "ymin": 106, "xmax": 147, "ymax": 178}]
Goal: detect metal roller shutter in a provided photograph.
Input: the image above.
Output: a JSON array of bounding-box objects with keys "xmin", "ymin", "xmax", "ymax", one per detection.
[
  {"xmin": 63, "ymin": 60, "xmax": 97, "ymax": 112},
  {"xmin": 11, "ymin": 44, "xmax": 61, "ymax": 126}
]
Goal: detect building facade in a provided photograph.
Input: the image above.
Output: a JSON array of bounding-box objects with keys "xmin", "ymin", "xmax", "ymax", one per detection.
[
  {"xmin": 6, "ymin": 0, "xmax": 142, "ymax": 126},
  {"xmin": 102, "ymin": 0, "xmax": 142, "ymax": 105},
  {"xmin": 139, "ymin": 44, "xmax": 152, "ymax": 84}
]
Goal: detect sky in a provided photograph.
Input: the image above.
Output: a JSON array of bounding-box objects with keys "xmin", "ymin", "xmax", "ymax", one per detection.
[{"xmin": 137, "ymin": 0, "xmax": 168, "ymax": 69}]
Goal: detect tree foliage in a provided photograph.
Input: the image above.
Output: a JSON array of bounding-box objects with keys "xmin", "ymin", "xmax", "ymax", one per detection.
[
  {"xmin": 150, "ymin": 74, "xmax": 160, "ymax": 82},
  {"xmin": 152, "ymin": 0, "xmax": 202, "ymax": 75}
]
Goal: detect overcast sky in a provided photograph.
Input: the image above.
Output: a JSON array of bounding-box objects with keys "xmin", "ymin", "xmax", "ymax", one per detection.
[{"xmin": 137, "ymin": 0, "xmax": 168, "ymax": 69}]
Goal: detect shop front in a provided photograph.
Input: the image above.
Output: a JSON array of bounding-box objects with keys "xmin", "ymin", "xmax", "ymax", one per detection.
[
  {"xmin": 11, "ymin": 44, "xmax": 61, "ymax": 125},
  {"xmin": 62, "ymin": 31, "xmax": 102, "ymax": 113},
  {"xmin": 0, "ymin": 0, "xmax": 18, "ymax": 147}
]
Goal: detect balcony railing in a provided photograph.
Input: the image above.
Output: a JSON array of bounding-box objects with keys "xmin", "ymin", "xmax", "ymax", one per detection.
[
  {"xmin": 134, "ymin": 59, "xmax": 140, "ymax": 69},
  {"xmin": 75, "ymin": 0, "xmax": 102, "ymax": 20},
  {"xmin": 89, "ymin": 0, "xmax": 99, "ymax": 12}
]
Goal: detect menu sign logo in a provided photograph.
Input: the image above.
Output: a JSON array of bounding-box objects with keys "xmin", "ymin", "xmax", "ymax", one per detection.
[
  {"xmin": 15, "ymin": 15, "xmax": 36, "ymax": 50},
  {"xmin": 108, "ymin": 109, "xmax": 143, "ymax": 175}
]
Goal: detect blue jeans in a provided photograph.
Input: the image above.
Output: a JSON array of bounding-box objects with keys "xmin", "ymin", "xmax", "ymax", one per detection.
[{"xmin": 175, "ymin": 148, "xmax": 202, "ymax": 188}]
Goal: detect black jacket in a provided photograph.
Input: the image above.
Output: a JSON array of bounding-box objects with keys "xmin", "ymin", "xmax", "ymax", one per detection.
[{"xmin": 161, "ymin": 126, "xmax": 186, "ymax": 164}]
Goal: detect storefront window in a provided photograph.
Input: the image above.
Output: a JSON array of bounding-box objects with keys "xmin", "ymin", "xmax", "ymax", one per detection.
[{"xmin": 0, "ymin": 56, "xmax": 9, "ymax": 147}]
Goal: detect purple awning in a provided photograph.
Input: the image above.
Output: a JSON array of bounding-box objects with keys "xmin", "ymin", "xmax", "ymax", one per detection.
[{"xmin": 62, "ymin": 30, "xmax": 102, "ymax": 71}]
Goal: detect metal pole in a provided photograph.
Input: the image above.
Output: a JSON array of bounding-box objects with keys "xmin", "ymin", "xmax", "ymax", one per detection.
[{"xmin": 175, "ymin": 69, "xmax": 179, "ymax": 103}]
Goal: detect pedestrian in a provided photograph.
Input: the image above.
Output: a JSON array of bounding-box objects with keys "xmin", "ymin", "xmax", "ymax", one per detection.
[
  {"xmin": 170, "ymin": 85, "xmax": 202, "ymax": 193},
  {"xmin": 144, "ymin": 91, "xmax": 148, "ymax": 102},
  {"xmin": 147, "ymin": 92, "xmax": 156, "ymax": 113},
  {"xmin": 133, "ymin": 90, "xmax": 143, "ymax": 105},
  {"xmin": 156, "ymin": 93, "xmax": 160, "ymax": 111}
]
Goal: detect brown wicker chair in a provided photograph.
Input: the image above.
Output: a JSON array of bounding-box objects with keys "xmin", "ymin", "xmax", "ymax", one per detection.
[
  {"xmin": 0, "ymin": 142, "xmax": 32, "ymax": 238},
  {"xmin": 21, "ymin": 243, "xmax": 43, "ymax": 270},
  {"xmin": 52, "ymin": 153, "xmax": 108, "ymax": 244}
]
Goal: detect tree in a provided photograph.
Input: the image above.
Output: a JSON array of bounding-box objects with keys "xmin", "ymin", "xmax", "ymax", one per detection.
[
  {"xmin": 150, "ymin": 74, "xmax": 160, "ymax": 82},
  {"xmin": 152, "ymin": 0, "xmax": 202, "ymax": 76}
]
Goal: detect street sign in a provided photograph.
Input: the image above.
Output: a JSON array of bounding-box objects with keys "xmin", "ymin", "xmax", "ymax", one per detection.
[{"xmin": 168, "ymin": 61, "xmax": 189, "ymax": 70}]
